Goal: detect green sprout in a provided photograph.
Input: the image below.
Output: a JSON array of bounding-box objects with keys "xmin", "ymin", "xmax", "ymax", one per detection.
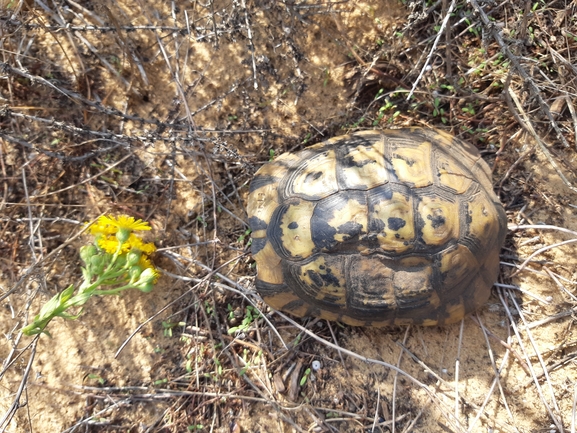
[
  {"xmin": 228, "ymin": 305, "xmax": 261, "ymax": 335},
  {"xmin": 433, "ymin": 98, "xmax": 448, "ymax": 124},
  {"xmin": 323, "ymin": 68, "xmax": 331, "ymax": 87},
  {"xmin": 462, "ymin": 103, "xmax": 476, "ymax": 115},
  {"xmin": 196, "ymin": 215, "xmax": 207, "ymax": 227},
  {"xmin": 22, "ymin": 215, "xmax": 160, "ymax": 336},
  {"xmin": 162, "ymin": 321, "xmax": 185, "ymax": 337},
  {"xmin": 237, "ymin": 229, "xmax": 252, "ymax": 244},
  {"xmin": 300, "ymin": 367, "xmax": 311, "ymax": 386}
]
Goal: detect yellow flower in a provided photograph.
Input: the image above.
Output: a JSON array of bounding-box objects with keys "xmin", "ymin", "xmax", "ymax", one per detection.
[
  {"xmin": 138, "ymin": 255, "xmax": 160, "ymax": 284},
  {"xmin": 138, "ymin": 255, "xmax": 154, "ymax": 270},
  {"xmin": 96, "ymin": 233, "xmax": 156, "ymax": 256},
  {"xmin": 97, "ymin": 235, "xmax": 125, "ymax": 254},
  {"xmin": 98, "ymin": 215, "xmax": 151, "ymax": 232},
  {"xmin": 89, "ymin": 221, "xmax": 116, "ymax": 236},
  {"xmin": 127, "ymin": 233, "xmax": 157, "ymax": 254}
]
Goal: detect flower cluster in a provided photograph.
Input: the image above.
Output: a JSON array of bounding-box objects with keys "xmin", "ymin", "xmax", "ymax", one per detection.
[{"xmin": 23, "ymin": 215, "xmax": 159, "ymax": 336}]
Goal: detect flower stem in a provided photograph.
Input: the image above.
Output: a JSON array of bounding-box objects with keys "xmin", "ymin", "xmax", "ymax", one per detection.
[{"xmin": 23, "ymin": 214, "xmax": 159, "ymax": 336}]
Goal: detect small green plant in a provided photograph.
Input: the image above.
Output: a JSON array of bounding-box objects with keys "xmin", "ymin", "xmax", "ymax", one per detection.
[
  {"xmin": 204, "ymin": 301, "xmax": 214, "ymax": 317},
  {"xmin": 322, "ymin": 69, "xmax": 331, "ymax": 87},
  {"xmin": 432, "ymin": 98, "xmax": 448, "ymax": 124},
  {"xmin": 228, "ymin": 305, "xmax": 261, "ymax": 334},
  {"xmin": 293, "ymin": 333, "xmax": 302, "ymax": 346},
  {"xmin": 373, "ymin": 98, "xmax": 400, "ymax": 126},
  {"xmin": 162, "ymin": 321, "xmax": 185, "ymax": 337},
  {"xmin": 196, "ymin": 215, "xmax": 207, "ymax": 227},
  {"xmin": 227, "ymin": 304, "xmax": 235, "ymax": 320},
  {"xmin": 269, "ymin": 149, "xmax": 275, "ymax": 161},
  {"xmin": 492, "ymin": 54, "xmax": 505, "ymax": 66},
  {"xmin": 462, "ymin": 103, "xmax": 476, "ymax": 115},
  {"xmin": 239, "ymin": 347, "xmax": 262, "ymax": 373},
  {"xmin": 185, "ymin": 346, "xmax": 205, "ymax": 373},
  {"xmin": 373, "ymin": 108, "xmax": 385, "ymax": 126},
  {"xmin": 22, "ymin": 215, "xmax": 159, "ymax": 336},
  {"xmin": 464, "ymin": 18, "xmax": 480, "ymax": 37},
  {"xmin": 300, "ymin": 367, "xmax": 311, "ymax": 386},
  {"xmin": 213, "ymin": 357, "xmax": 223, "ymax": 376},
  {"xmin": 346, "ymin": 116, "xmax": 365, "ymax": 129},
  {"xmin": 86, "ymin": 374, "xmax": 106, "ymax": 385}
]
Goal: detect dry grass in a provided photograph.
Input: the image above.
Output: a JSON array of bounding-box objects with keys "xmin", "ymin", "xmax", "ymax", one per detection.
[{"xmin": 1, "ymin": 0, "xmax": 577, "ymax": 432}]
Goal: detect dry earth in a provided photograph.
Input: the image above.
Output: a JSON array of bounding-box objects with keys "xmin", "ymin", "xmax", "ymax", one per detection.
[{"xmin": 1, "ymin": 0, "xmax": 577, "ymax": 432}]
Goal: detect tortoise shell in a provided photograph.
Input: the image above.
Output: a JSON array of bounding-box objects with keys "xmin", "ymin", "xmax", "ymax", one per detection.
[{"xmin": 246, "ymin": 128, "xmax": 507, "ymax": 326}]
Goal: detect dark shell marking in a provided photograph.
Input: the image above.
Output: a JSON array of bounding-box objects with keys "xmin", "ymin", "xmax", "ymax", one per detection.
[{"xmin": 247, "ymin": 128, "xmax": 507, "ymax": 326}]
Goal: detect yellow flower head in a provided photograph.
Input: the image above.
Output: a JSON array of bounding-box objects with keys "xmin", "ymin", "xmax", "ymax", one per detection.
[
  {"xmin": 127, "ymin": 233, "xmax": 157, "ymax": 254},
  {"xmin": 96, "ymin": 215, "xmax": 151, "ymax": 233},
  {"xmin": 89, "ymin": 214, "xmax": 152, "ymax": 244},
  {"xmin": 138, "ymin": 255, "xmax": 160, "ymax": 284},
  {"xmin": 138, "ymin": 254, "xmax": 154, "ymax": 270},
  {"xmin": 89, "ymin": 221, "xmax": 116, "ymax": 236},
  {"xmin": 97, "ymin": 233, "xmax": 156, "ymax": 256},
  {"xmin": 97, "ymin": 235, "xmax": 126, "ymax": 254}
]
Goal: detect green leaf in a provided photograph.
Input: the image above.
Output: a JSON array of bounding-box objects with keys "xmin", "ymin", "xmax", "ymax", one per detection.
[
  {"xmin": 57, "ymin": 310, "xmax": 83, "ymax": 320},
  {"xmin": 300, "ymin": 368, "xmax": 311, "ymax": 386},
  {"xmin": 59, "ymin": 284, "xmax": 77, "ymax": 303}
]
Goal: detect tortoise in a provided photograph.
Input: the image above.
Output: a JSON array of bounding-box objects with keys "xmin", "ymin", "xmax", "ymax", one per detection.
[{"xmin": 246, "ymin": 128, "xmax": 507, "ymax": 326}]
